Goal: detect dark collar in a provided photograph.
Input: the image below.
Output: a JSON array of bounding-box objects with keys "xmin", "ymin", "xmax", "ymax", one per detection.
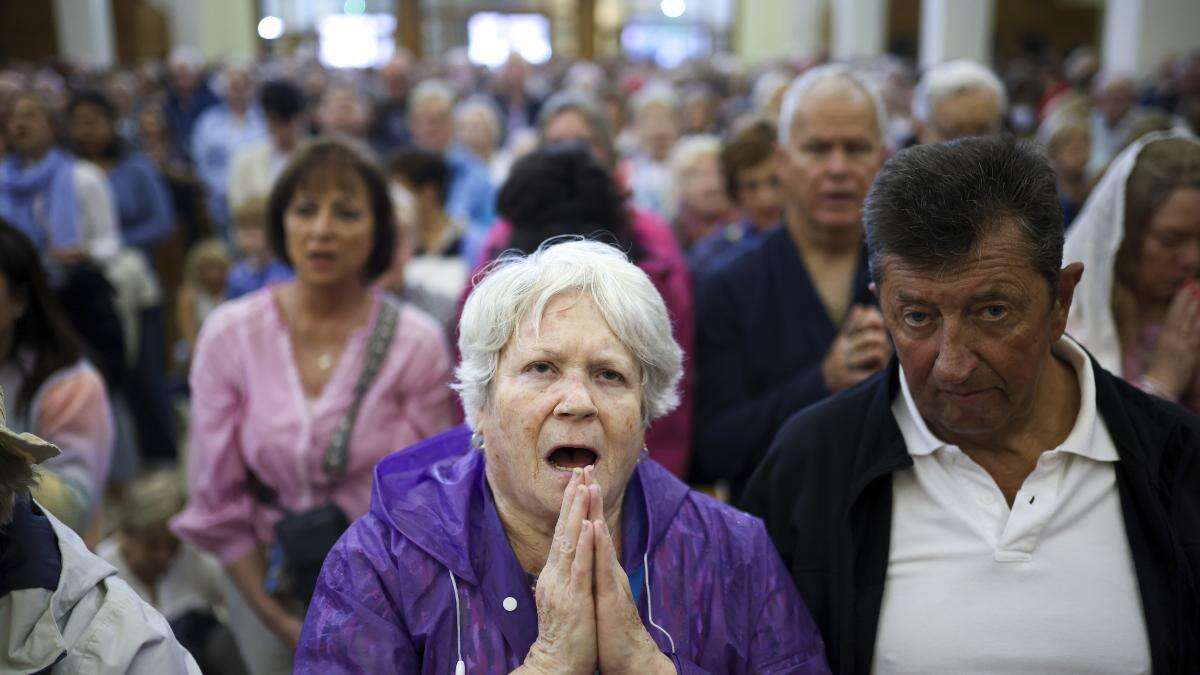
[
  {"xmin": 849, "ymin": 360, "xmax": 913, "ymax": 504},
  {"xmin": 0, "ymin": 497, "xmax": 62, "ymax": 598}
]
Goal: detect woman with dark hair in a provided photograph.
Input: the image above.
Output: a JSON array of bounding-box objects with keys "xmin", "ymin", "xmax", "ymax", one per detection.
[
  {"xmin": 171, "ymin": 138, "xmax": 457, "ymax": 674},
  {"xmin": 0, "ymin": 219, "xmax": 114, "ymax": 534},
  {"xmin": 67, "ymin": 89, "xmax": 175, "ymax": 253},
  {"xmin": 1066, "ymin": 132, "xmax": 1200, "ymax": 413},
  {"xmin": 475, "ymin": 142, "xmax": 696, "ymax": 479},
  {"xmin": 497, "ymin": 142, "xmax": 642, "ymax": 258},
  {"xmin": 67, "ymin": 89, "xmax": 179, "ymax": 464}
]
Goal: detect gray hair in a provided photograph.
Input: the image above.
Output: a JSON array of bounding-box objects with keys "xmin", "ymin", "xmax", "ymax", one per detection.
[
  {"xmin": 669, "ymin": 134, "xmax": 722, "ymax": 177},
  {"xmin": 114, "ymin": 469, "xmax": 187, "ymax": 536},
  {"xmin": 454, "ymin": 95, "xmax": 502, "ymax": 136},
  {"xmin": 409, "ymin": 78, "xmax": 455, "ymax": 116},
  {"xmin": 779, "ymin": 64, "xmax": 888, "ymax": 147},
  {"xmin": 630, "ymin": 83, "xmax": 679, "ymax": 118},
  {"xmin": 454, "ymin": 238, "xmax": 682, "ymax": 429},
  {"xmin": 913, "ymin": 59, "xmax": 1007, "ymax": 124}
]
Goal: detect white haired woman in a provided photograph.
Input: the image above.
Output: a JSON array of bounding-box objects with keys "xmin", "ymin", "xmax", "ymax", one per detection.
[{"xmin": 296, "ymin": 239, "xmax": 829, "ymax": 673}]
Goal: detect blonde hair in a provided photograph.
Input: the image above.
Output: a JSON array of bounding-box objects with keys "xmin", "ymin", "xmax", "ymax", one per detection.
[
  {"xmin": 115, "ymin": 469, "xmax": 187, "ymax": 535},
  {"xmin": 184, "ymin": 239, "xmax": 231, "ymax": 287}
]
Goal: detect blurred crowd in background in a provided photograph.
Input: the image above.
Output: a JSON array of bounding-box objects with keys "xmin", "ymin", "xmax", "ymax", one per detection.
[{"xmin": 1, "ymin": 40, "xmax": 1198, "ymax": 672}]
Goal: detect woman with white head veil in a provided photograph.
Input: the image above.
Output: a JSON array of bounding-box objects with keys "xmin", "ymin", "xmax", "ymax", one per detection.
[{"xmin": 1064, "ymin": 130, "xmax": 1200, "ymax": 412}]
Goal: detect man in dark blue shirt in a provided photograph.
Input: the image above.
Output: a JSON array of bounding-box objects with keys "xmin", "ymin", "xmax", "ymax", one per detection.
[{"xmin": 692, "ymin": 65, "xmax": 892, "ymax": 495}]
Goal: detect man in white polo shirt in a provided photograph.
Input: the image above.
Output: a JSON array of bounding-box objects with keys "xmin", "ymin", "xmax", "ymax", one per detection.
[{"xmin": 743, "ymin": 136, "xmax": 1199, "ymax": 675}]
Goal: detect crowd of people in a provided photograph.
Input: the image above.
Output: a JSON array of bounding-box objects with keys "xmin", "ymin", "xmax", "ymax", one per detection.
[{"xmin": 0, "ymin": 38, "xmax": 1197, "ymax": 674}]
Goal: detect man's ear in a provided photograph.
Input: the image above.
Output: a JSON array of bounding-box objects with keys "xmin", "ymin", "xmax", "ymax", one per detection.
[{"xmin": 1052, "ymin": 262, "xmax": 1085, "ymax": 337}]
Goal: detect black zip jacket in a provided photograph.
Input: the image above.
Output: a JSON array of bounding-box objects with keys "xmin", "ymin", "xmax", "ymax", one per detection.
[{"xmin": 741, "ymin": 357, "xmax": 1200, "ymax": 674}]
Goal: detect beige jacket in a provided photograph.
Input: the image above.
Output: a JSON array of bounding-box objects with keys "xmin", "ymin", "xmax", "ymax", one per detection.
[{"xmin": 0, "ymin": 503, "xmax": 200, "ymax": 674}]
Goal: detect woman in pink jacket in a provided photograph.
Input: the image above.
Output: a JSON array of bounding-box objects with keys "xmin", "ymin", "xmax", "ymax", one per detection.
[{"xmin": 172, "ymin": 139, "xmax": 458, "ymax": 674}]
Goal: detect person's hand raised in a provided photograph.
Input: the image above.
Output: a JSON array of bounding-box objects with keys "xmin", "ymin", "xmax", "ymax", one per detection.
[
  {"xmin": 822, "ymin": 305, "xmax": 893, "ymax": 392},
  {"xmin": 587, "ymin": 473, "xmax": 676, "ymax": 675},
  {"xmin": 518, "ymin": 469, "xmax": 598, "ymax": 675},
  {"xmin": 1144, "ymin": 280, "xmax": 1200, "ymax": 399}
]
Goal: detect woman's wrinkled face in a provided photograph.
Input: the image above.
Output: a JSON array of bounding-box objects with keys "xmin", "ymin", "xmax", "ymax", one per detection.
[
  {"xmin": 477, "ymin": 292, "xmax": 644, "ymax": 525},
  {"xmin": 283, "ymin": 168, "xmax": 375, "ymax": 287},
  {"xmin": 1132, "ymin": 187, "xmax": 1200, "ymax": 305}
]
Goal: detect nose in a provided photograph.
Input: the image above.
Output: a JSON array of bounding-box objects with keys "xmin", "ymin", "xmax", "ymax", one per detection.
[
  {"xmin": 931, "ymin": 321, "xmax": 980, "ymax": 386},
  {"xmin": 553, "ymin": 372, "xmax": 598, "ymax": 420},
  {"xmin": 310, "ymin": 206, "xmax": 336, "ymax": 238},
  {"xmin": 826, "ymin": 146, "xmax": 850, "ymax": 175}
]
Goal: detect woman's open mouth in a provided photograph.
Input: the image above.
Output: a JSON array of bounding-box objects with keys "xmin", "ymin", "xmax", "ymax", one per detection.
[{"xmin": 546, "ymin": 446, "xmax": 599, "ymax": 472}]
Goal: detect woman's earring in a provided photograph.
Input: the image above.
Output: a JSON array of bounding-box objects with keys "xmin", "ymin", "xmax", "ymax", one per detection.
[
  {"xmin": 638, "ymin": 446, "xmax": 649, "ymax": 462},
  {"xmin": 470, "ymin": 431, "xmax": 487, "ymax": 450}
]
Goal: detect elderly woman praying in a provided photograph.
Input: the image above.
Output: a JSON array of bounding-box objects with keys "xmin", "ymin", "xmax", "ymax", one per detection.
[{"xmin": 295, "ymin": 239, "xmax": 828, "ymax": 673}]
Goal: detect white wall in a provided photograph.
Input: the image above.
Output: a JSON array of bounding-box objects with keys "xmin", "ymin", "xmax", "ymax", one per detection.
[
  {"xmin": 52, "ymin": 0, "xmax": 116, "ymax": 68},
  {"xmin": 919, "ymin": 0, "xmax": 996, "ymax": 69},
  {"xmin": 737, "ymin": 0, "xmax": 824, "ymax": 64}
]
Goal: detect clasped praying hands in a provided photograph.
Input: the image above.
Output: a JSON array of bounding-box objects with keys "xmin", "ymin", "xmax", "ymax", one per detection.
[{"xmin": 514, "ymin": 467, "xmax": 676, "ymax": 675}]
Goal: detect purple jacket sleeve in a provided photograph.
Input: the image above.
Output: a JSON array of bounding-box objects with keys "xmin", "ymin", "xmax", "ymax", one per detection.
[
  {"xmin": 295, "ymin": 516, "xmax": 419, "ymax": 673},
  {"xmin": 747, "ymin": 520, "xmax": 831, "ymax": 674}
]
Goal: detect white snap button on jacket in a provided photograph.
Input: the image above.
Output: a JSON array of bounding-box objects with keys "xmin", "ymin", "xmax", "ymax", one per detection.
[
  {"xmin": 503, "ymin": 596, "xmax": 518, "ymax": 612},
  {"xmin": 978, "ymin": 493, "xmax": 995, "ymax": 505}
]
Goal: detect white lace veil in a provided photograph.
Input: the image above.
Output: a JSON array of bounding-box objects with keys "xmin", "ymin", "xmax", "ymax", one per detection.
[{"xmin": 1063, "ymin": 129, "xmax": 1198, "ymax": 373}]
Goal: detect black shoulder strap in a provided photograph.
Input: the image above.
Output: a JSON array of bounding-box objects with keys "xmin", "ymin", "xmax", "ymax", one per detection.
[{"xmin": 322, "ymin": 298, "xmax": 400, "ymax": 477}]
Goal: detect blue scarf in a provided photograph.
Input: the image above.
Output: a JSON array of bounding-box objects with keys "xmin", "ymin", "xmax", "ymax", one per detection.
[{"xmin": 0, "ymin": 148, "xmax": 80, "ymax": 250}]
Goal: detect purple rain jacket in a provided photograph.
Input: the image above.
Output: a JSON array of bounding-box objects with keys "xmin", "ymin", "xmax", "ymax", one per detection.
[{"xmin": 296, "ymin": 426, "xmax": 829, "ymax": 674}]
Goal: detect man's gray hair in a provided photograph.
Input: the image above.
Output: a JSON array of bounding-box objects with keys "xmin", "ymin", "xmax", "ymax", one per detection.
[
  {"xmin": 454, "ymin": 238, "xmax": 682, "ymax": 429},
  {"xmin": 912, "ymin": 59, "xmax": 1007, "ymax": 124},
  {"xmin": 630, "ymin": 83, "xmax": 680, "ymax": 117},
  {"xmin": 778, "ymin": 64, "xmax": 888, "ymax": 147},
  {"xmin": 0, "ymin": 452, "xmax": 36, "ymax": 527},
  {"xmin": 454, "ymin": 94, "xmax": 503, "ymax": 138},
  {"xmin": 409, "ymin": 78, "xmax": 455, "ymax": 116}
]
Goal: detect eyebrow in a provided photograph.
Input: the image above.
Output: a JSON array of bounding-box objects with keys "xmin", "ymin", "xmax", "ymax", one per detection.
[
  {"xmin": 893, "ymin": 285, "xmax": 1020, "ymax": 305},
  {"xmin": 521, "ymin": 346, "xmax": 635, "ymax": 370}
]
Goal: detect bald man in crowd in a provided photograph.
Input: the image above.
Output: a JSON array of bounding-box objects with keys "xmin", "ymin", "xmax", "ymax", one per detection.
[
  {"xmin": 913, "ymin": 59, "xmax": 1007, "ymax": 144},
  {"xmin": 692, "ymin": 65, "xmax": 892, "ymax": 496}
]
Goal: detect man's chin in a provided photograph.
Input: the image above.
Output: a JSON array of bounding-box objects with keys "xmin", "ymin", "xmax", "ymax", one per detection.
[{"xmin": 931, "ymin": 413, "xmax": 1009, "ymax": 444}]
